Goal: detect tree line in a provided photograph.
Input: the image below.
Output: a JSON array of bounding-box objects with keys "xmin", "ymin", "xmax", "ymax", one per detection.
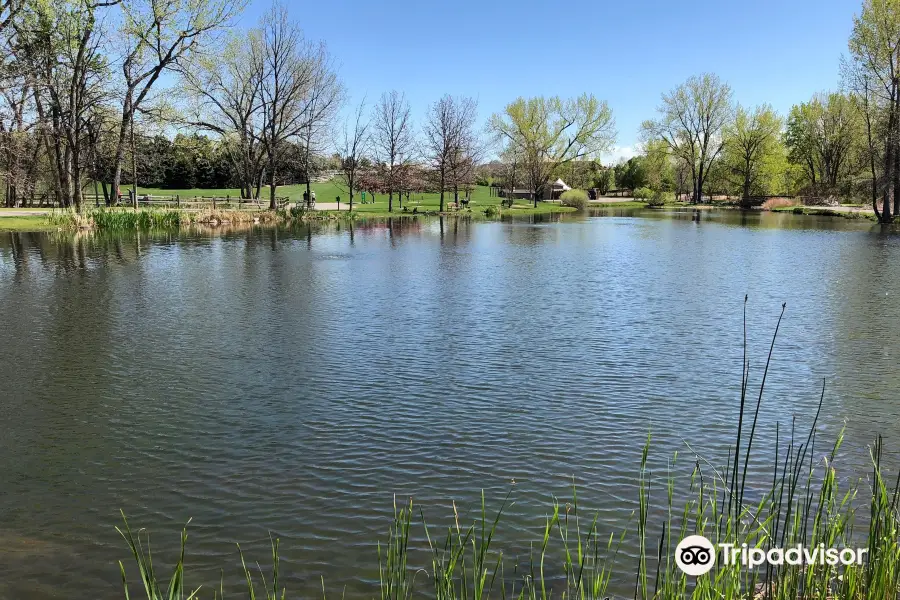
[
  {"xmin": 4, "ymin": 0, "xmax": 900, "ymax": 220},
  {"xmin": 614, "ymin": 0, "xmax": 900, "ymax": 223}
]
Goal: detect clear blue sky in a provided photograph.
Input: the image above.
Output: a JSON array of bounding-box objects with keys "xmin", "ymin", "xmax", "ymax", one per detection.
[{"xmin": 235, "ymin": 0, "xmax": 860, "ymax": 162}]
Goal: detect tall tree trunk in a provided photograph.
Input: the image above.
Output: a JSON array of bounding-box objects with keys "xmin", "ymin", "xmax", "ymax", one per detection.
[
  {"xmin": 268, "ymin": 161, "xmax": 277, "ymax": 210},
  {"xmin": 893, "ymin": 91, "xmax": 900, "ymax": 220},
  {"xmin": 130, "ymin": 121, "xmax": 138, "ymax": 210},
  {"xmin": 879, "ymin": 90, "xmax": 895, "ymax": 223},
  {"xmin": 110, "ymin": 95, "xmax": 132, "ymax": 208}
]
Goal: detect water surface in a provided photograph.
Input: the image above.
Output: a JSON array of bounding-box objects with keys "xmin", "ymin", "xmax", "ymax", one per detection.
[{"xmin": 1, "ymin": 209, "xmax": 899, "ymax": 598}]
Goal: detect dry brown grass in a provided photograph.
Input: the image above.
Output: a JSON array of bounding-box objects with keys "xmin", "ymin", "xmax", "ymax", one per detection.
[
  {"xmin": 188, "ymin": 209, "xmax": 280, "ymax": 225},
  {"xmin": 761, "ymin": 197, "xmax": 797, "ymax": 211}
]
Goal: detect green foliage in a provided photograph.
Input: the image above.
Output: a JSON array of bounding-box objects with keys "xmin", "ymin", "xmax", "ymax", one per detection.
[
  {"xmin": 641, "ymin": 73, "xmax": 733, "ymax": 201},
  {"xmin": 238, "ymin": 536, "xmax": 285, "ymax": 600},
  {"xmin": 633, "ymin": 186, "xmax": 653, "ymax": 201},
  {"xmin": 594, "ymin": 167, "xmax": 614, "ymax": 195},
  {"xmin": 641, "ymin": 139, "xmax": 674, "ymax": 192},
  {"xmin": 88, "ymin": 209, "xmax": 182, "ymax": 230},
  {"xmin": 559, "ymin": 189, "xmax": 588, "ymax": 209},
  {"xmin": 647, "ymin": 189, "xmax": 673, "ymax": 207},
  {"xmin": 490, "ymin": 95, "xmax": 616, "ymax": 206},
  {"xmin": 117, "ymin": 511, "xmax": 199, "ymax": 600},
  {"xmin": 379, "ymin": 498, "xmax": 414, "ymax": 600},
  {"xmin": 483, "ymin": 205, "xmax": 499, "ymax": 217},
  {"xmin": 785, "ymin": 93, "xmax": 862, "ymax": 196},
  {"xmin": 614, "ymin": 157, "xmax": 647, "ymax": 191},
  {"xmin": 720, "ymin": 104, "xmax": 785, "ymax": 199}
]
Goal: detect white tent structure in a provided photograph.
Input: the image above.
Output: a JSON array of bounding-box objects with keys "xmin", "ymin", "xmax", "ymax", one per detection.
[{"xmin": 544, "ymin": 178, "xmax": 572, "ymax": 200}]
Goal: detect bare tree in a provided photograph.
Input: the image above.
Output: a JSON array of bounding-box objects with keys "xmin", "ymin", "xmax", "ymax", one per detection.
[
  {"xmin": 18, "ymin": 0, "xmax": 112, "ymax": 211},
  {"xmin": 372, "ymin": 90, "xmax": 414, "ymax": 213},
  {"xmin": 180, "ymin": 31, "xmax": 266, "ymax": 200},
  {"xmin": 298, "ymin": 52, "xmax": 343, "ymax": 204},
  {"xmin": 642, "ymin": 73, "xmax": 733, "ymax": 204},
  {"xmin": 257, "ymin": 4, "xmax": 340, "ymax": 209},
  {"xmin": 336, "ymin": 98, "xmax": 369, "ymax": 211},
  {"xmin": 423, "ymin": 94, "xmax": 478, "ymax": 211},
  {"xmin": 844, "ymin": 59, "xmax": 882, "ymax": 210},
  {"xmin": 110, "ymin": 0, "xmax": 241, "ymax": 206}
]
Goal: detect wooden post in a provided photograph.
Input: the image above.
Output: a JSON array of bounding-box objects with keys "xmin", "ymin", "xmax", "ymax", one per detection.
[
  {"xmin": 212, "ymin": 196, "xmax": 217, "ymax": 210},
  {"xmin": 176, "ymin": 194, "xmax": 180, "ymax": 208}
]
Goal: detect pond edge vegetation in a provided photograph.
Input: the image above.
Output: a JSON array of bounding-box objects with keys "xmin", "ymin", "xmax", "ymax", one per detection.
[{"xmin": 117, "ymin": 300, "xmax": 900, "ymax": 600}]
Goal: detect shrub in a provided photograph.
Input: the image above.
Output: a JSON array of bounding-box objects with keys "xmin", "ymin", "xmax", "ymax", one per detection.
[
  {"xmin": 500, "ymin": 197, "xmax": 514, "ymax": 208},
  {"xmin": 647, "ymin": 190, "xmax": 673, "ymax": 207},
  {"xmin": 633, "ymin": 187, "xmax": 653, "ymax": 202},
  {"xmin": 559, "ymin": 189, "xmax": 588, "ymax": 209},
  {"xmin": 483, "ymin": 205, "xmax": 499, "ymax": 217},
  {"xmin": 761, "ymin": 197, "xmax": 797, "ymax": 211}
]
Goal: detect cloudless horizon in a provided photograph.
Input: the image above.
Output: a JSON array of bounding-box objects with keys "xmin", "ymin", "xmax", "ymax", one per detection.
[{"xmin": 232, "ymin": 0, "xmax": 860, "ymax": 163}]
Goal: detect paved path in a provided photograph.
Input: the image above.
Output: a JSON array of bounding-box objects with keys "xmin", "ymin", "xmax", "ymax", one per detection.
[
  {"xmin": 312, "ymin": 202, "xmax": 351, "ymax": 211},
  {"xmin": 0, "ymin": 209, "xmax": 52, "ymax": 216},
  {"xmin": 808, "ymin": 205, "xmax": 874, "ymax": 214}
]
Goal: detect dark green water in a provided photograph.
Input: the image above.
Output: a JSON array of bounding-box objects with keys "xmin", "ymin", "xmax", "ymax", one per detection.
[{"xmin": 1, "ymin": 209, "xmax": 899, "ymax": 599}]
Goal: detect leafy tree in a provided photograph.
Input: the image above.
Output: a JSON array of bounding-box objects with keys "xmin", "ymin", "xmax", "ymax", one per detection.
[
  {"xmin": 490, "ymin": 94, "xmax": 616, "ymax": 207},
  {"xmin": 614, "ymin": 157, "xmax": 646, "ymax": 191},
  {"xmin": 642, "ymin": 73, "xmax": 733, "ymax": 203},
  {"xmin": 785, "ymin": 93, "xmax": 862, "ymax": 197},
  {"xmin": 594, "ymin": 166, "xmax": 614, "ymax": 195},
  {"xmin": 720, "ymin": 104, "xmax": 783, "ymax": 205},
  {"xmin": 848, "ymin": 0, "xmax": 900, "ymax": 221},
  {"xmin": 642, "ymin": 139, "xmax": 673, "ymax": 192}
]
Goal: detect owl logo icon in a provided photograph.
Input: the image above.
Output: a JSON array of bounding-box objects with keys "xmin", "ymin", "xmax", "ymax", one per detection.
[{"xmin": 675, "ymin": 535, "xmax": 715, "ymax": 576}]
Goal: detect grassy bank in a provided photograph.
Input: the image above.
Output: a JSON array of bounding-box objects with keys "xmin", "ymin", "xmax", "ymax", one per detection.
[
  {"xmin": 591, "ymin": 201, "xmax": 650, "ymax": 209},
  {"xmin": 117, "ymin": 304, "xmax": 900, "ymax": 600},
  {"xmin": 129, "ymin": 183, "xmax": 539, "ymax": 211},
  {"xmin": 30, "ymin": 201, "xmax": 580, "ymax": 232},
  {"xmin": 0, "ymin": 215, "xmax": 57, "ymax": 231},
  {"xmin": 770, "ymin": 205, "xmax": 877, "ymax": 220}
]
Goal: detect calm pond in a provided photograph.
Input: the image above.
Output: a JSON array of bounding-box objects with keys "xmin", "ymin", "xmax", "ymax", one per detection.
[{"xmin": 1, "ymin": 209, "xmax": 899, "ymax": 599}]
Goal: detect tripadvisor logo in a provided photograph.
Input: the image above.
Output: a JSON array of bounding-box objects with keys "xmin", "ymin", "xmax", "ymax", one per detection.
[
  {"xmin": 675, "ymin": 535, "xmax": 715, "ymax": 576},
  {"xmin": 675, "ymin": 535, "xmax": 869, "ymax": 576}
]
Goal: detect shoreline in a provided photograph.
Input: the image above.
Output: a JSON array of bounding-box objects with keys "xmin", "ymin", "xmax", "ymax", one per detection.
[{"xmin": 0, "ymin": 200, "xmax": 884, "ymax": 233}]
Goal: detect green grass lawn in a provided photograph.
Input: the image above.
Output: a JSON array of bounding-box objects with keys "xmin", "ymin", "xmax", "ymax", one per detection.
[
  {"xmin": 0, "ymin": 183, "xmax": 583, "ymax": 231},
  {"xmin": 0, "ymin": 215, "xmax": 56, "ymax": 231},
  {"xmin": 128, "ymin": 182, "xmax": 577, "ymax": 216},
  {"xmin": 129, "ymin": 181, "xmax": 344, "ymax": 203}
]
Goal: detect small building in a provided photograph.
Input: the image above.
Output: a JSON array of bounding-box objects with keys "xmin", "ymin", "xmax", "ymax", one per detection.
[{"xmin": 500, "ymin": 178, "xmax": 573, "ymax": 201}]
